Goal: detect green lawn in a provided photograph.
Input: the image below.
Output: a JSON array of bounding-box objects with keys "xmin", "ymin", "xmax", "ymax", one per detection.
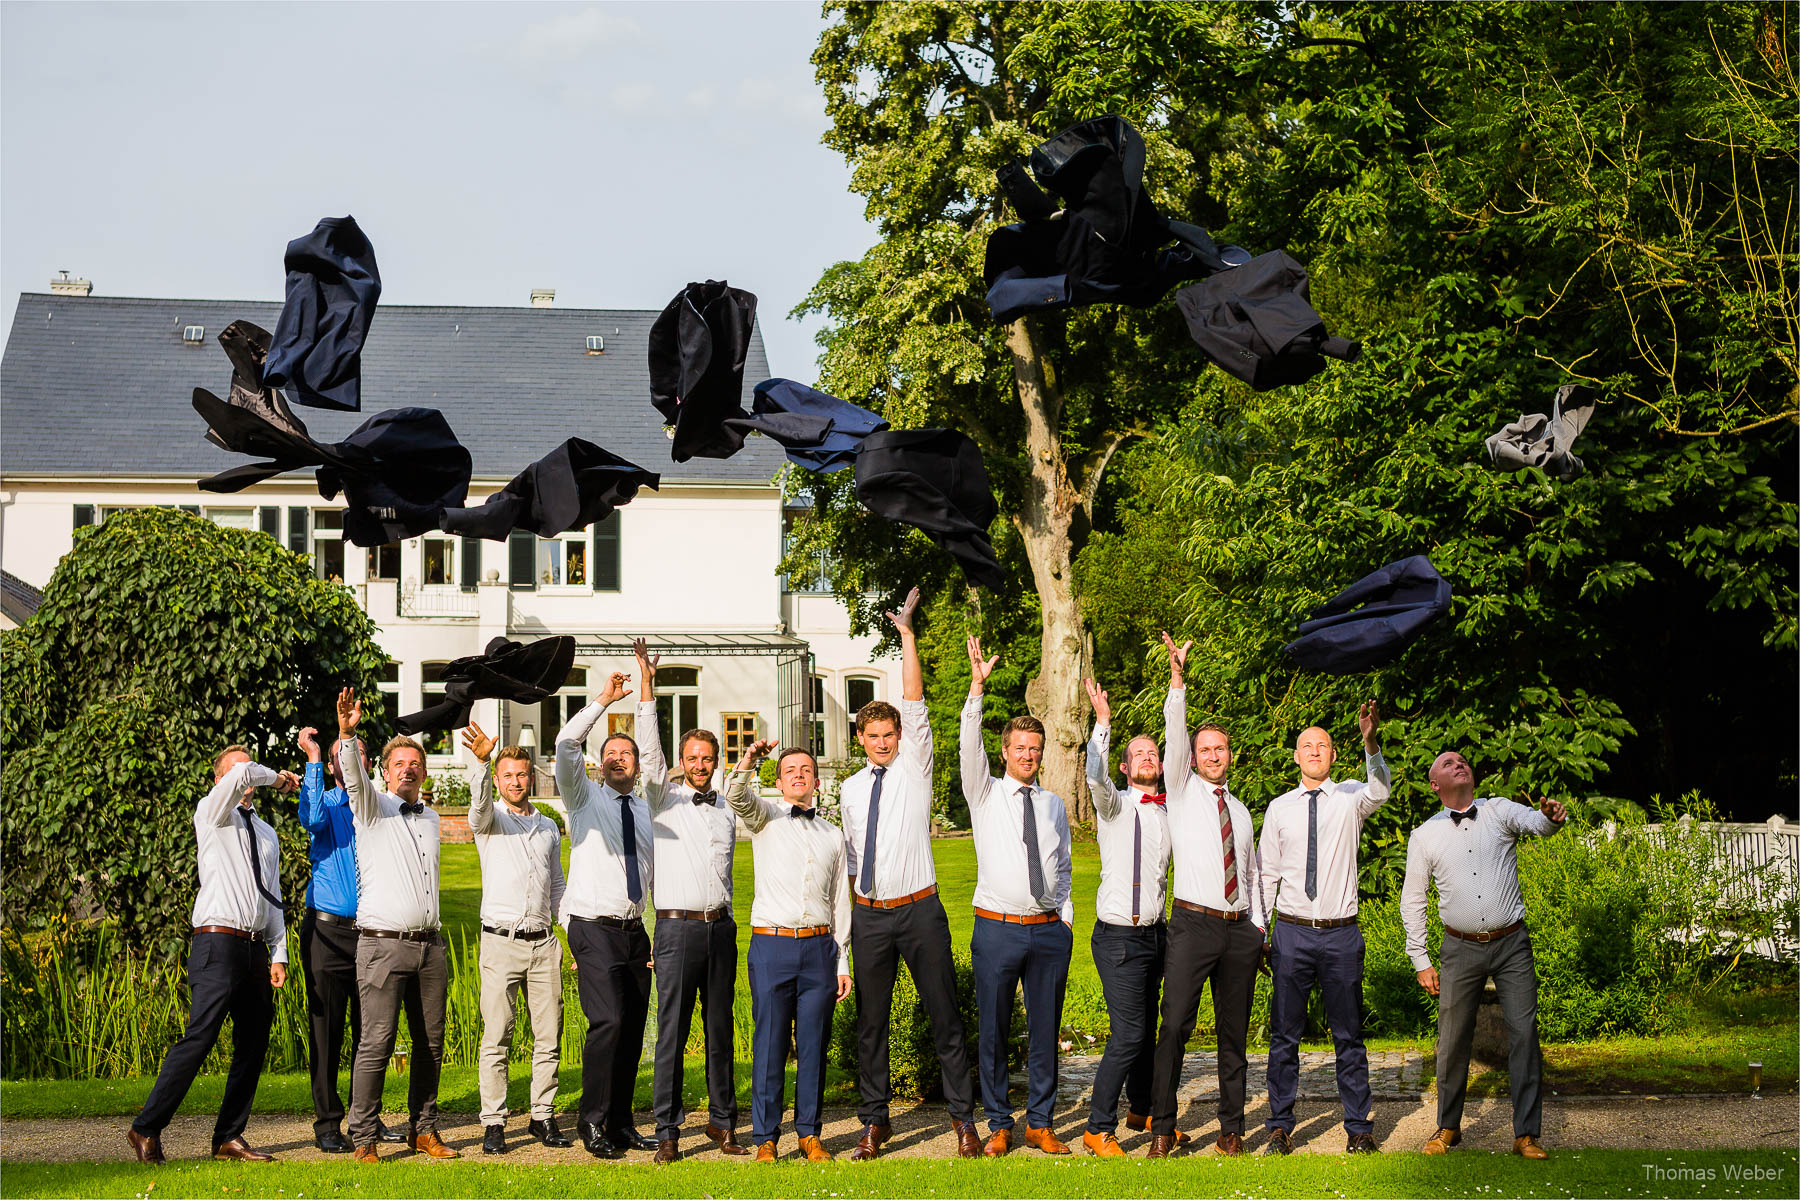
[{"xmin": 3, "ymin": 1150, "xmax": 1794, "ymax": 1198}]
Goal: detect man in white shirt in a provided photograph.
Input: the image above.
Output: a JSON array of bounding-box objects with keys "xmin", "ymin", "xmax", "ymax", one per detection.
[
  {"xmin": 460, "ymin": 720, "xmax": 571, "ymax": 1156},
  {"xmin": 839, "ymin": 588, "xmax": 980, "ymax": 1161},
  {"xmin": 1403, "ymin": 751, "xmax": 1565, "ymax": 1160},
  {"xmin": 632, "ymin": 638, "xmax": 745, "ymax": 1162},
  {"xmin": 1145, "ymin": 635, "xmax": 1267, "ymax": 1158},
  {"xmin": 555, "ymin": 670, "xmax": 658, "ymax": 1159},
  {"xmin": 335, "ymin": 689, "xmax": 459, "ymax": 1162},
  {"xmin": 960, "ymin": 636, "xmax": 1074, "ymax": 1158},
  {"xmin": 127, "ymin": 746, "xmax": 297, "ymax": 1166},
  {"xmin": 725, "ymin": 737, "xmax": 853, "ymax": 1163},
  {"xmin": 1258, "ymin": 698, "xmax": 1388, "ymax": 1156},
  {"xmin": 1077, "ymin": 676, "xmax": 1172, "ymax": 1158}
]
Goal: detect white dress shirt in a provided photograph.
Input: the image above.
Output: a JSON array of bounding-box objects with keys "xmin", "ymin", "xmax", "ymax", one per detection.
[
  {"xmin": 1258, "ymin": 751, "xmax": 1391, "ymax": 922},
  {"xmin": 339, "ymin": 739, "xmax": 442, "ymax": 933},
  {"xmin": 1401, "ymin": 797, "xmax": 1563, "ymax": 970},
  {"xmin": 556, "ymin": 702, "xmax": 654, "ymax": 923},
  {"xmin": 468, "ymin": 761, "xmax": 565, "ymax": 933},
  {"xmin": 723, "ymin": 765, "xmax": 852, "ymax": 975},
  {"xmin": 960, "ymin": 695, "xmax": 1074, "ymax": 924},
  {"xmin": 1085, "ymin": 724, "xmax": 1171, "ymax": 927},
  {"xmin": 840, "ymin": 696, "xmax": 938, "ymax": 900},
  {"xmin": 191, "ymin": 761, "xmax": 288, "ymax": 963},
  {"xmin": 1162, "ymin": 688, "xmax": 1266, "ymax": 929},
  {"xmin": 637, "ymin": 701, "xmax": 736, "ymax": 914}
]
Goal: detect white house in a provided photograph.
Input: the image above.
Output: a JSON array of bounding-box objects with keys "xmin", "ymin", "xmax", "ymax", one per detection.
[{"xmin": 0, "ymin": 283, "xmax": 888, "ymax": 784}]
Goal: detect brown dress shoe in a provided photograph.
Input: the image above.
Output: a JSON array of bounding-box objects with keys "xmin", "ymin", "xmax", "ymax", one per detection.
[
  {"xmin": 755, "ymin": 1139, "xmax": 779, "ymax": 1162},
  {"xmin": 847, "ymin": 1123, "xmax": 890, "ymax": 1161},
  {"xmin": 799, "ymin": 1134, "xmax": 833, "ymax": 1162},
  {"xmin": 1214, "ymin": 1132, "xmax": 1243, "ymax": 1157},
  {"xmin": 1125, "ymin": 1110, "xmax": 1149, "ymax": 1131},
  {"xmin": 354, "ymin": 1144, "xmax": 381, "ymax": 1163},
  {"xmin": 1082, "ymin": 1130, "xmax": 1125, "ymax": 1157},
  {"xmin": 410, "ymin": 1130, "xmax": 460, "ymax": 1159},
  {"xmin": 1023, "ymin": 1125, "xmax": 1071, "ymax": 1155},
  {"xmin": 1514, "ymin": 1135, "xmax": 1548, "ymax": 1160},
  {"xmin": 1423, "ymin": 1127, "xmax": 1461, "ymax": 1155},
  {"xmin": 653, "ymin": 1139, "xmax": 680, "ymax": 1163},
  {"xmin": 984, "ymin": 1128, "xmax": 1011, "ymax": 1157},
  {"xmin": 126, "ymin": 1128, "xmax": 165, "ymax": 1165},
  {"xmin": 705, "ymin": 1124, "xmax": 749, "ymax": 1155},
  {"xmin": 1145, "ymin": 1133, "xmax": 1176, "ymax": 1159},
  {"xmin": 212, "ymin": 1136, "xmax": 275, "ymax": 1162},
  {"xmin": 952, "ymin": 1120, "xmax": 982, "ymax": 1158}
]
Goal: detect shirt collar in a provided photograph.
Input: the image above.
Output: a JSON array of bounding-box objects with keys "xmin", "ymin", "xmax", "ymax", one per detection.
[{"xmin": 1002, "ymin": 775, "xmax": 1038, "ymax": 794}]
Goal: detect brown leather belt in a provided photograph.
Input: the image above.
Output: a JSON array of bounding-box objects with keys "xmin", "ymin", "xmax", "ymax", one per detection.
[
  {"xmin": 656, "ymin": 907, "xmax": 732, "ymax": 923},
  {"xmin": 194, "ymin": 925, "xmax": 263, "ymax": 942},
  {"xmin": 483, "ymin": 925, "xmax": 553, "ymax": 941},
  {"xmin": 359, "ymin": 928, "xmax": 438, "ymax": 942},
  {"xmin": 306, "ymin": 909, "xmax": 355, "ymax": 928},
  {"xmin": 752, "ymin": 925, "xmax": 832, "ymax": 938},
  {"xmin": 1445, "ymin": 919, "xmax": 1523, "ymax": 944},
  {"xmin": 855, "ymin": 884, "xmax": 938, "ymax": 910},
  {"xmin": 1174, "ymin": 899, "xmax": 1245, "ymax": 922},
  {"xmin": 1277, "ymin": 912, "xmax": 1358, "ymax": 929},
  {"xmin": 974, "ymin": 907, "xmax": 1060, "ymax": 926}
]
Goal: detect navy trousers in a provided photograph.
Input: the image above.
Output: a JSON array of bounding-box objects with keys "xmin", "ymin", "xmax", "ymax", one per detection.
[
  {"xmin": 1265, "ymin": 920, "xmax": 1372, "ymax": 1135},
  {"xmin": 970, "ymin": 915, "xmax": 1070, "ymax": 1132},
  {"xmin": 747, "ymin": 933, "xmax": 837, "ymax": 1143},
  {"xmin": 1087, "ymin": 921, "xmax": 1164, "ymax": 1135}
]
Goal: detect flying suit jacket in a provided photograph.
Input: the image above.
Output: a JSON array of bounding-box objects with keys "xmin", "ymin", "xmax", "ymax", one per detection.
[
  {"xmin": 395, "ymin": 635, "xmax": 578, "ymax": 736},
  {"xmin": 648, "ymin": 280, "xmax": 757, "ymax": 462},
  {"xmin": 983, "ymin": 114, "xmax": 1243, "ymax": 324},
  {"xmin": 1485, "ymin": 384, "xmax": 1596, "ymax": 481},
  {"xmin": 1174, "ymin": 250, "xmax": 1361, "ymax": 391},
  {"xmin": 853, "ymin": 427, "xmax": 1004, "ymax": 590},
  {"xmin": 721, "ymin": 378, "xmax": 889, "ymax": 473},
  {"xmin": 440, "ymin": 438, "xmax": 661, "ymax": 540},
  {"xmin": 1282, "ymin": 555, "xmax": 1453, "ymax": 674},
  {"xmin": 262, "ymin": 215, "xmax": 382, "ymax": 412}
]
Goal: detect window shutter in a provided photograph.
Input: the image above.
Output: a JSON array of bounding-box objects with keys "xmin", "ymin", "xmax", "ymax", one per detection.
[
  {"xmin": 287, "ymin": 507, "xmax": 309, "ymax": 554},
  {"xmin": 592, "ymin": 511, "xmax": 620, "ymax": 592},
  {"xmin": 508, "ymin": 531, "xmax": 536, "ymax": 591},
  {"xmin": 73, "ymin": 504, "xmax": 94, "ymax": 528},
  {"xmin": 259, "ymin": 506, "xmax": 281, "ymax": 536},
  {"xmin": 460, "ymin": 536, "xmax": 482, "ymax": 591}
]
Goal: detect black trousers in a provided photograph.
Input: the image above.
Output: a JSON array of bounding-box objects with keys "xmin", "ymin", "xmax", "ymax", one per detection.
[
  {"xmin": 569, "ymin": 917, "xmax": 652, "ymax": 1134},
  {"xmin": 299, "ymin": 910, "xmax": 362, "ymax": 1136},
  {"xmin": 850, "ymin": 895, "xmax": 977, "ymax": 1126},
  {"xmin": 1087, "ymin": 920, "xmax": 1165, "ymax": 1134},
  {"xmin": 1149, "ymin": 907, "xmax": 1261, "ymax": 1136},
  {"xmin": 651, "ymin": 915, "xmax": 739, "ymax": 1140},
  {"xmin": 131, "ymin": 932, "xmax": 273, "ymax": 1144}
]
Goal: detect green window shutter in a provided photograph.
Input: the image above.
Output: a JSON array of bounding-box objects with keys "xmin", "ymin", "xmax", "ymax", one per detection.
[
  {"xmin": 73, "ymin": 504, "xmax": 95, "ymax": 528},
  {"xmin": 259, "ymin": 506, "xmax": 281, "ymax": 536},
  {"xmin": 287, "ymin": 507, "xmax": 309, "ymax": 555},
  {"xmin": 461, "ymin": 536, "xmax": 482, "ymax": 592},
  {"xmin": 508, "ymin": 531, "xmax": 536, "ymax": 591},
  {"xmin": 592, "ymin": 511, "xmax": 621, "ymax": 592}
]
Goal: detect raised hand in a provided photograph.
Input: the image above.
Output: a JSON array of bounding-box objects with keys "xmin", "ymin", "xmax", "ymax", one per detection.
[
  {"xmin": 274, "ymin": 770, "xmax": 302, "ymax": 795},
  {"xmin": 335, "ymin": 687, "xmax": 361, "ymax": 737},
  {"xmin": 297, "ymin": 725, "xmax": 321, "ymax": 764},
  {"xmin": 966, "ymin": 636, "xmax": 999, "ymax": 695},
  {"xmin": 886, "ymin": 586, "xmax": 921, "ymax": 634},
  {"xmin": 1358, "ymin": 698, "xmax": 1381, "ymax": 751},
  {"xmin": 1161, "ymin": 631, "xmax": 1192, "ymax": 687},
  {"xmin": 1539, "ymin": 796, "xmax": 1568, "ymax": 824},
  {"xmin": 632, "ymin": 637, "xmax": 659, "ymax": 675},
  {"xmin": 595, "ymin": 670, "xmax": 631, "ymax": 708},
  {"xmin": 461, "ymin": 721, "xmax": 495, "ymax": 763},
  {"xmin": 744, "ymin": 737, "xmax": 780, "ymax": 764},
  {"xmin": 1083, "ymin": 676, "xmax": 1111, "ymax": 725}
]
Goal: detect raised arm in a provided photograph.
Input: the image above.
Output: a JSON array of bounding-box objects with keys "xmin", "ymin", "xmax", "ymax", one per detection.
[
  {"xmin": 557, "ymin": 670, "xmax": 629, "ymax": 813},
  {"xmin": 1502, "ymin": 795, "xmax": 1567, "ymax": 841},
  {"xmin": 462, "ymin": 721, "xmax": 497, "ymax": 835},
  {"xmin": 1083, "ymin": 677, "xmax": 1121, "ymax": 822},
  {"xmin": 1161, "ymin": 632, "xmax": 1195, "ymax": 800},
  {"xmin": 632, "ymin": 639, "xmax": 671, "ymax": 807},
  {"xmin": 723, "ymin": 737, "xmax": 777, "ymax": 833},
  {"xmin": 890, "ymin": 588, "xmax": 934, "ymax": 774},
  {"xmin": 198, "ymin": 758, "xmax": 280, "ymax": 828},
  {"xmin": 960, "ymin": 636, "xmax": 999, "ymax": 806},
  {"xmin": 334, "ymin": 687, "xmax": 379, "ymax": 825},
  {"xmin": 1351, "ymin": 699, "xmax": 1391, "ymax": 818},
  {"xmin": 295, "ymin": 726, "xmax": 330, "ymax": 832}
]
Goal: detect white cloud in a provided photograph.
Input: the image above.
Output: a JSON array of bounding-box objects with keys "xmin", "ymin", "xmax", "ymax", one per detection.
[
  {"xmin": 684, "ymin": 85, "xmax": 716, "ymax": 112},
  {"xmin": 734, "ymin": 73, "xmax": 822, "ymax": 126},
  {"xmin": 611, "ymin": 82, "xmax": 657, "ymax": 114},
  {"xmin": 511, "ymin": 7, "xmax": 643, "ymax": 66}
]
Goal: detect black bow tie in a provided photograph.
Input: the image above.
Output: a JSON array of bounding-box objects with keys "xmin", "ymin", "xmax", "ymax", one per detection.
[
  {"xmin": 692, "ymin": 791, "xmax": 718, "ymax": 806},
  {"xmin": 399, "ymin": 801, "xmax": 425, "ymax": 816},
  {"xmin": 789, "ymin": 805, "xmax": 816, "ymax": 820},
  {"xmin": 1450, "ymin": 807, "xmax": 1477, "ymax": 825}
]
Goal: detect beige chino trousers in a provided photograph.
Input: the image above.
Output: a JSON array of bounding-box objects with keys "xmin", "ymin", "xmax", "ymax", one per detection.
[{"xmin": 478, "ymin": 930, "xmax": 565, "ymax": 1125}]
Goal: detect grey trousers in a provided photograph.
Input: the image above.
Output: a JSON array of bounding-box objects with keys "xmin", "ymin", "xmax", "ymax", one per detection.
[
  {"xmin": 479, "ymin": 931, "xmax": 565, "ymax": 1125},
  {"xmin": 348, "ymin": 933, "xmax": 449, "ymax": 1147},
  {"xmin": 1436, "ymin": 925, "xmax": 1544, "ymax": 1138}
]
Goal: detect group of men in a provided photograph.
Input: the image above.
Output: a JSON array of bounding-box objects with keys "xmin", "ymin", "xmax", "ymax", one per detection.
[{"xmin": 126, "ymin": 589, "xmax": 1566, "ymax": 1165}]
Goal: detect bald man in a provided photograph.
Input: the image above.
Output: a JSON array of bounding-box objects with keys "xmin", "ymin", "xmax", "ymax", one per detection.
[
  {"xmin": 1402, "ymin": 752, "xmax": 1565, "ymax": 1160},
  {"xmin": 1257, "ymin": 702, "xmax": 1386, "ymax": 1155}
]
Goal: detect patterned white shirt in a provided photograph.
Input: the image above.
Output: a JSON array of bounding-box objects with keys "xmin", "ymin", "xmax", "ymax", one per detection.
[
  {"xmin": 339, "ymin": 740, "xmax": 441, "ymax": 934},
  {"xmin": 1401, "ymin": 796, "xmax": 1563, "ymax": 970}
]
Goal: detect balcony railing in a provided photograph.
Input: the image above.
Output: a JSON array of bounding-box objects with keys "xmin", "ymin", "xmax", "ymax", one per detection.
[{"xmin": 399, "ymin": 582, "xmax": 479, "ymax": 618}]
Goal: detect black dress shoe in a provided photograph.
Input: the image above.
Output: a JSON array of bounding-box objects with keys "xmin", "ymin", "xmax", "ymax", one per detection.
[
  {"xmin": 482, "ymin": 1124, "xmax": 507, "ymax": 1155},
  {"xmin": 1346, "ymin": 1131, "xmax": 1380, "ymax": 1154},
  {"xmin": 580, "ymin": 1122, "xmax": 624, "ymax": 1159},
  {"xmin": 611, "ymin": 1126, "xmax": 658, "ymax": 1152},
  {"xmin": 529, "ymin": 1117, "xmax": 573, "ymax": 1148},
  {"xmin": 315, "ymin": 1129, "xmax": 354, "ymax": 1154},
  {"xmin": 374, "ymin": 1120, "xmax": 407, "ymax": 1144}
]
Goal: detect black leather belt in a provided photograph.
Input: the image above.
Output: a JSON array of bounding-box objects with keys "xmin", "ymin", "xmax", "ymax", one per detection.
[
  {"xmin": 483, "ymin": 924, "xmax": 554, "ymax": 941},
  {"xmin": 1277, "ymin": 912, "xmax": 1358, "ymax": 929},
  {"xmin": 655, "ymin": 907, "xmax": 731, "ymax": 922},
  {"xmin": 308, "ymin": 909, "xmax": 355, "ymax": 928},
  {"xmin": 1175, "ymin": 899, "xmax": 1245, "ymax": 921},
  {"xmin": 359, "ymin": 928, "xmax": 438, "ymax": 942},
  {"xmin": 570, "ymin": 914, "xmax": 643, "ymax": 929}
]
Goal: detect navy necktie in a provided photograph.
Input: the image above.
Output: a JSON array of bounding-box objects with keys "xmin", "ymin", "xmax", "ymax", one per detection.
[
  {"xmin": 1130, "ymin": 809, "xmax": 1142, "ymax": 924},
  {"xmin": 1020, "ymin": 786, "xmax": 1050, "ymax": 908},
  {"xmin": 1304, "ymin": 788, "xmax": 1321, "ymax": 901},
  {"xmin": 620, "ymin": 796, "xmax": 642, "ymax": 904},
  {"xmin": 859, "ymin": 766, "xmax": 886, "ymax": 897},
  {"xmin": 1450, "ymin": 806, "xmax": 1478, "ymax": 826},
  {"xmin": 239, "ymin": 808, "xmax": 285, "ymax": 910}
]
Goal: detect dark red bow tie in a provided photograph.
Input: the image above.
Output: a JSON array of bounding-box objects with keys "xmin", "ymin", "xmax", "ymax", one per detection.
[{"xmin": 1139, "ymin": 792, "xmax": 1167, "ymax": 806}]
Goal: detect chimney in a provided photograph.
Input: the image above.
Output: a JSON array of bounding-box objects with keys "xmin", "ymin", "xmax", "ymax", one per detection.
[
  {"xmin": 49, "ymin": 270, "xmax": 92, "ymax": 297},
  {"xmin": 530, "ymin": 288, "xmax": 555, "ymax": 308}
]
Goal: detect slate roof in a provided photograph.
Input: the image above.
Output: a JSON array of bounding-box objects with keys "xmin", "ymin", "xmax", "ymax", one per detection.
[
  {"xmin": 1, "ymin": 570, "xmax": 43, "ymax": 624},
  {"xmin": 0, "ymin": 293, "xmax": 786, "ymax": 483}
]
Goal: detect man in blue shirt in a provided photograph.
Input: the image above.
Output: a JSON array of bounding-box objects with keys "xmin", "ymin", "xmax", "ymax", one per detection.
[{"xmin": 296, "ymin": 726, "xmax": 403, "ymax": 1153}]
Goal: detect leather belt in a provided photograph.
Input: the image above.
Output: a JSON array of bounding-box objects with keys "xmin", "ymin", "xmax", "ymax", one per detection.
[
  {"xmin": 570, "ymin": 914, "xmax": 644, "ymax": 929},
  {"xmin": 1445, "ymin": 919, "xmax": 1523, "ymax": 944},
  {"xmin": 307, "ymin": 909, "xmax": 355, "ymax": 928},
  {"xmin": 751, "ymin": 925, "xmax": 832, "ymax": 938},
  {"xmin": 855, "ymin": 884, "xmax": 938, "ymax": 910},
  {"xmin": 974, "ymin": 907, "xmax": 1059, "ymax": 926},
  {"xmin": 655, "ymin": 907, "xmax": 732, "ymax": 923},
  {"xmin": 483, "ymin": 924, "xmax": 553, "ymax": 941},
  {"xmin": 1174, "ymin": 899, "xmax": 1245, "ymax": 922},
  {"xmin": 194, "ymin": 925, "xmax": 263, "ymax": 942},
  {"xmin": 359, "ymin": 928, "xmax": 438, "ymax": 942},
  {"xmin": 1277, "ymin": 912, "xmax": 1358, "ymax": 929}
]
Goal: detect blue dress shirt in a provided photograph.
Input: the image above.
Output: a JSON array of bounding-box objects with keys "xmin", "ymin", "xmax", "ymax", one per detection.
[{"xmin": 298, "ymin": 760, "xmax": 358, "ymax": 917}]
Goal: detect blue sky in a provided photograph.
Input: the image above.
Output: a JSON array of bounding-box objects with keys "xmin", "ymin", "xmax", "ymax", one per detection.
[{"xmin": 0, "ymin": 1, "xmax": 875, "ymax": 382}]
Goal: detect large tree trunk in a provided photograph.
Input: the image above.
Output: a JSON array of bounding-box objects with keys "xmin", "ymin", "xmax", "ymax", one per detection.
[{"xmin": 1004, "ymin": 318, "xmax": 1095, "ymax": 825}]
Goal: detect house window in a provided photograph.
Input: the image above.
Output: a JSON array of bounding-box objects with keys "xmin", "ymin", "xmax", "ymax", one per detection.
[
  {"xmin": 183, "ymin": 325, "xmax": 205, "ymax": 344},
  {"xmin": 259, "ymin": 506, "xmax": 281, "ymax": 537},
  {"xmin": 418, "ymin": 662, "xmax": 455, "ymax": 756},
  {"xmin": 846, "ymin": 676, "xmax": 877, "ymax": 719},
  {"xmin": 312, "ymin": 509, "xmax": 345, "ymax": 581},
  {"xmin": 591, "ymin": 511, "xmax": 620, "ymax": 592},
  {"xmin": 782, "ymin": 509, "xmax": 831, "ymax": 593},
  {"xmin": 538, "ymin": 532, "xmax": 588, "ymax": 587},
  {"xmin": 653, "ymin": 666, "xmax": 700, "ymax": 767},
  {"xmin": 206, "ymin": 508, "xmax": 255, "ymax": 529},
  {"xmin": 810, "ymin": 675, "xmax": 828, "ymax": 758},
  {"xmin": 377, "ymin": 660, "xmax": 401, "ymax": 729},
  {"xmin": 422, "ymin": 536, "xmax": 457, "ymax": 587},
  {"xmin": 721, "ymin": 713, "xmax": 759, "ymax": 770},
  {"xmin": 367, "ymin": 542, "xmax": 401, "ymax": 582}
]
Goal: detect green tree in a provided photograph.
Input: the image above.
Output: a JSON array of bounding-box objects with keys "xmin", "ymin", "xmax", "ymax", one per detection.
[{"xmin": 2, "ymin": 508, "xmax": 390, "ymax": 959}]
